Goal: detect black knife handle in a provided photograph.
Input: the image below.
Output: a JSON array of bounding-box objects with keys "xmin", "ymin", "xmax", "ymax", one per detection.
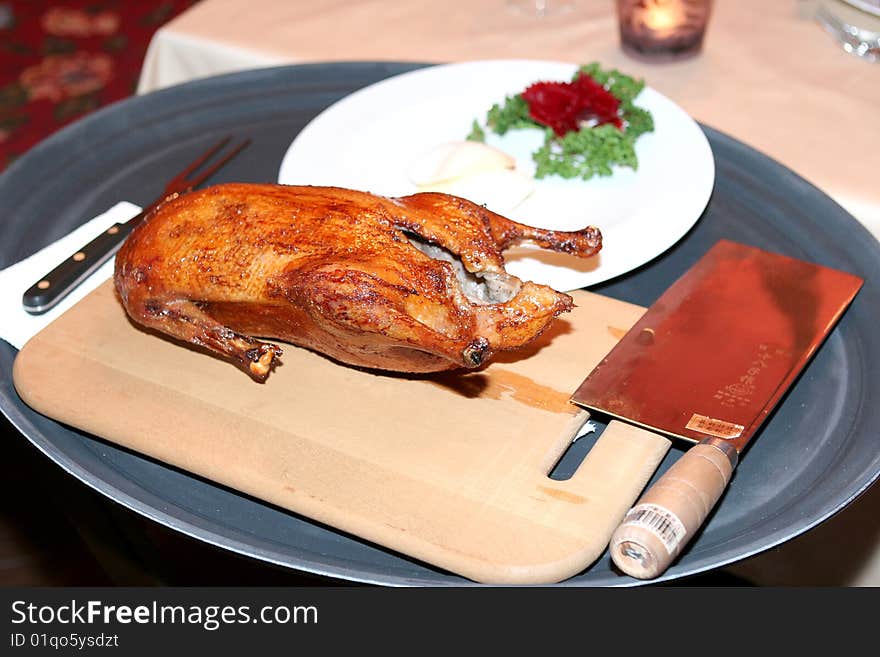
[{"xmin": 21, "ymin": 221, "xmax": 137, "ymax": 315}]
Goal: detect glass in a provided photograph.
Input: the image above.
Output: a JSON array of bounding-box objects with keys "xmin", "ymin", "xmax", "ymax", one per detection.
[
  {"xmin": 814, "ymin": 0, "xmax": 880, "ymax": 62},
  {"xmin": 616, "ymin": 0, "xmax": 713, "ymax": 61}
]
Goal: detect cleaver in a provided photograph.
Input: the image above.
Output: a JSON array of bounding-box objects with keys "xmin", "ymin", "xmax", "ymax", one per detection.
[{"xmin": 571, "ymin": 239, "xmax": 863, "ymax": 579}]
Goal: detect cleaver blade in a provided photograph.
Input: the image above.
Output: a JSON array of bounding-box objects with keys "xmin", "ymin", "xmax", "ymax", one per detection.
[{"xmin": 570, "ymin": 239, "xmax": 863, "ymax": 579}]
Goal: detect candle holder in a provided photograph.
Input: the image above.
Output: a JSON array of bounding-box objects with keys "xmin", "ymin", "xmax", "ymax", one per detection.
[{"xmin": 617, "ymin": 0, "xmax": 713, "ymax": 61}]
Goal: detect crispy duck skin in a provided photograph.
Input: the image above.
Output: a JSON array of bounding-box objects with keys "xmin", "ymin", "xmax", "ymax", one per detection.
[{"xmin": 114, "ymin": 183, "xmax": 601, "ymax": 380}]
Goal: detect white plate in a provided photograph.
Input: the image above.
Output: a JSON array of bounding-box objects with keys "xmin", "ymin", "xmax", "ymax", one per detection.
[{"xmin": 278, "ymin": 60, "xmax": 715, "ymax": 291}]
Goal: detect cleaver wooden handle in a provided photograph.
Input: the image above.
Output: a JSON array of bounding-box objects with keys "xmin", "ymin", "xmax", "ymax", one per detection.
[{"xmin": 609, "ymin": 438, "xmax": 738, "ymax": 580}]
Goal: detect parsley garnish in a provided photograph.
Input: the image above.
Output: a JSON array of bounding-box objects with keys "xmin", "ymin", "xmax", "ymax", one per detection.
[
  {"xmin": 466, "ymin": 120, "xmax": 486, "ymax": 142},
  {"xmin": 470, "ymin": 63, "xmax": 654, "ymax": 181},
  {"xmin": 485, "ymin": 94, "xmax": 533, "ymax": 136}
]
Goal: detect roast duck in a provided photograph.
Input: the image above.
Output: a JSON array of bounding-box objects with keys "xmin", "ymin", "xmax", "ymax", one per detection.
[{"xmin": 114, "ymin": 183, "xmax": 602, "ymax": 380}]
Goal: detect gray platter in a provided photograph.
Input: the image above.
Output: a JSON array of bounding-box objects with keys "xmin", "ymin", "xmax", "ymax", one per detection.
[{"xmin": 1, "ymin": 62, "xmax": 878, "ymax": 586}]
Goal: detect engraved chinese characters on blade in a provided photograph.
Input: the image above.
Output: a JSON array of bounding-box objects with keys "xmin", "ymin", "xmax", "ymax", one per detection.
[{"xmin": 713, "ymin": 343, "xmax": 790, "ymax": 409}]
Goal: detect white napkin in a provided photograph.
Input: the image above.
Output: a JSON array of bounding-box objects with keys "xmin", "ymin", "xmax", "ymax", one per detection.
[{"xmin": 0, "ymin": 202, "xmax": 142, "ymax": 350}]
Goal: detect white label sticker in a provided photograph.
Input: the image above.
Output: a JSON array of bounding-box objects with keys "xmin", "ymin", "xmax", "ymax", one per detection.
[{"xmin": 623, "ymin": 503, "xmax": 687, "ymax": 555}]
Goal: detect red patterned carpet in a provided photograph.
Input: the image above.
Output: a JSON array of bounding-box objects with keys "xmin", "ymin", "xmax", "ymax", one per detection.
[{"xmin": 0, "ymin": 0, "xmax": 198, "ymax": 171}]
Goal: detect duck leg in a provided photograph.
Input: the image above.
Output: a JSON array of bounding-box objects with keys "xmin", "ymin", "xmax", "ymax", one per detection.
[
  {"xmin": 391, "ymin": 192, "xmax": 602, "ymax": 273},
  {"xmin": 124, "ymin": 295, "xmax": 281, "ymax": 380}
]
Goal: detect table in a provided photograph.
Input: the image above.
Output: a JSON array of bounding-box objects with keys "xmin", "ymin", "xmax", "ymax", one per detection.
[{"xmin": 130, "ymin": 0, "xmax": 880, "ymax": 586}]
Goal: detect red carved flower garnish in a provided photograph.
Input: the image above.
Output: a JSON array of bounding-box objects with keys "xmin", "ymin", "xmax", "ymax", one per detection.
[{"xmin": 521, "ymin": 72, "xmax": 622, "ymax": 137}]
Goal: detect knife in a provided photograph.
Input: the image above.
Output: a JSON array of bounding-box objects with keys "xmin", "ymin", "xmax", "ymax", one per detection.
[{"xmin": 570, "ymin": 239, "xmax": 863, "ymax": 579}]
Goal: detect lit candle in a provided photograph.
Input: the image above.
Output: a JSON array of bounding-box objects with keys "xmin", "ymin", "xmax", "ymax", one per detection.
[
  {"xmin": 617, "ymin": 0, "xmax": 712, "ymax": 60},
  {"xmin": 642, "ymin": 2, "xmax": 686, "ymax": 38}
]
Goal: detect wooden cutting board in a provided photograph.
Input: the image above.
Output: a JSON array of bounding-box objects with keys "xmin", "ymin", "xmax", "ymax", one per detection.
[{"xmin": 12, "ymin": 280, "xmax": 670, "ymax": 584}]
